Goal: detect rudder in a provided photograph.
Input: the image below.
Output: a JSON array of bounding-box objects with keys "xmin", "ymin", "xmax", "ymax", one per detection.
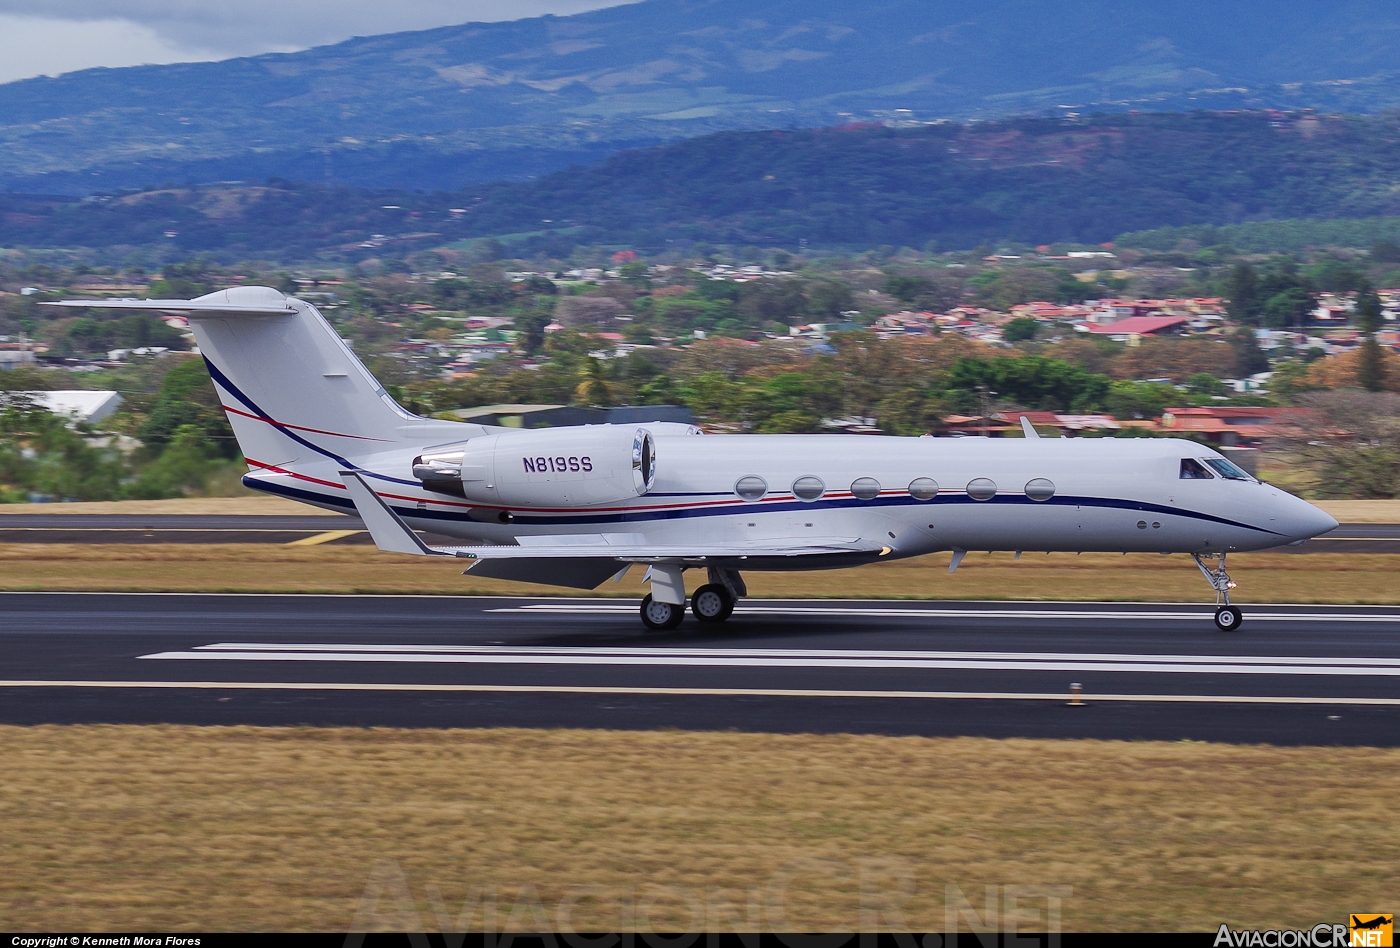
[{"xmin": 185, "ymin": 287, "xmax": 417, "ymax": 467}]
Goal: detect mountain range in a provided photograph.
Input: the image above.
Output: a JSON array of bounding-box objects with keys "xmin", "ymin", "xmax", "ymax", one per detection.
[
  {"xmin": 8, "ymin": 112, "xmax": 1400, "ymax": 258},
  {"xmin": 5, "ymin": 0, "xmax": 1400, "ymax": 194}
]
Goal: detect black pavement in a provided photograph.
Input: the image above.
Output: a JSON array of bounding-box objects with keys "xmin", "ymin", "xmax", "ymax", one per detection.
[{"xmin": 0, "ymin": 593, "xmax": 1397, "ymax": 744}]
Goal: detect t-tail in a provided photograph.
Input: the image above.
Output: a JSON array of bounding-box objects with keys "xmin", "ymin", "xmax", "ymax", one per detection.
[{"xmin": 44, "ymin": 286, "xmax": 478, "ymax": 507}]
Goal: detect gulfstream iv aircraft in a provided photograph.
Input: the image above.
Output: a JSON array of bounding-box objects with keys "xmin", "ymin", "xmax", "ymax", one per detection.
[{"xmin": 49, "ymin": 287, "xmax": 1338, "ymax": 631}]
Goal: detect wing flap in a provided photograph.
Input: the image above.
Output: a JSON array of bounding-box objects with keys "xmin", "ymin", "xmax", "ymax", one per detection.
[{"xmin": 456, "ymin": 537, "xmax": 881, "ymax": 561}]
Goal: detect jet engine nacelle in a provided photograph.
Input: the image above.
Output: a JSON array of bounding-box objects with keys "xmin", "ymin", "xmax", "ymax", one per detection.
[{"xmin": 413, "ymin": 425, "xmax": 660, "ymax": 507}]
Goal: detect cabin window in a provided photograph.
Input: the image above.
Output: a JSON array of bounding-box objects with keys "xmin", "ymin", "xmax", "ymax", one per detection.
[
  {"xmin": 1205, "ymin": 457, "xmax": 1252, "ymax": 481},
  {"xmin": 792, "ymin": 476, "xmax": 825, "ymax": 501},
  {"xmin": 735, "ymin": 475, "xmax": 768, "ymax": 502},
  {"xmin": 1179, "ymin": 458, "xmax": 1214, "ymax": 479},
  {"xmin": 850, "ymin": 477, "xmax": 881, "ymax": 500},
  {"xmin": 908, "ymin": 477, "xmax": 939, "ymax": 501},
  {"xmin": 967, "ymin": 477, "xmax": 997, "ymax": 501},
  {"xmin": 1024, "ymin": 478, "xmax": 1055, "ymax": 502}
]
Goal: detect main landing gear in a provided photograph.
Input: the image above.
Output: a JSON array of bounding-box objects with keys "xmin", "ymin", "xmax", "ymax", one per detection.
[
  {"xmin": 1193, "ymin": 552, "xmax": 1243, "ymax": 631},
  {"xmin": 638, "ymin": 566, "xmax": 745, "ymax": 630},
  {"xmin": 691, "ymin": 584, "xmax": 736, "ymax": 623},
  {"xmin": 640, "ymin": 594, "xmax": 685, "ymax": 630}
]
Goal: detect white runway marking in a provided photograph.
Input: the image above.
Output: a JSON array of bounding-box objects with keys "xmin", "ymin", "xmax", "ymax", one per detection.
[
  {"xmin": 137, "ymin": 643, "xmax": 1400, "ymax": 677},
  {"xmin": 490, "ymin": 603, "xmax": 1400, "ymax": 623},
  {"xmin": 3, "ymin": 679, "xmax": 1400, "ymax": 706}
]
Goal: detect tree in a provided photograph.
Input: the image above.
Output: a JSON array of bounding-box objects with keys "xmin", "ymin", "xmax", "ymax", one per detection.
[
  {"xmin": 944, "ymin": 356, "xmax": 1111, "ymax": 413},
  {"xmin": 1228, "ymin": 326, "xmax": 1270, "ymax": 377},
  {"xmin": 1225, "ymin": 264, "xmax": 1262, "ymax": 324},
  {"xmin": 573, "ymin": 358, "xmax": 617, "ymax": 407},
  {"xmin": 1185, "ymin": 372, "xmax": 1228, "ymax": 397},
  {"xmin": 1104, "ymin": 380, "xmax": 1175, "ymax": 420},
  {"xmin": 556, "ymin": 296, "xmax": 625, "ymax": 327},
  {"xmin": 1296, "ymin": 390, "xmax": 1400, "ymax": 498},
  {"xmin": 137, "ymin": 358, "xmax": 237, "ymax": 457},
  {"xmin": 1002, "ymin": 317, "xmax": 1039, "ymax": 343},
  {"xmin": 1372, "ymin": 241, "xmax": 1400, "ymax": 263},
  {"xmin": 883, "ymin": 274, "xmax": 931, "ymax": 302},
  {"xmin": 1262, "ymin": 288, "xmax": 1312, "ymax": 329},
  {"xmin": 805, "ymin": 281, "xmax": 854, "ymax": 320},
  {"xmin": 1355, "ymin": 285, "xmax": 1386, "ymax": 392}
]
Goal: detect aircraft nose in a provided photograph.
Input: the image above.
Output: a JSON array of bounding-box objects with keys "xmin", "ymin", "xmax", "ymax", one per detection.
[{"xmin": 1286, "ymin": 497, "xmax": 1338, "ymax": 541}]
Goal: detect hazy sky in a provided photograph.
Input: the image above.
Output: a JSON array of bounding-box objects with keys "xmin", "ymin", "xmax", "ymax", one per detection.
[{"xmin": 0, "ymin": 1, "xmax": 628, "ymax": 85}]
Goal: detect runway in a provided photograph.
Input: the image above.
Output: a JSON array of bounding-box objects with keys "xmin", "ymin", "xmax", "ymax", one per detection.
[{"xmin": 2, "ymin": 592, "xmax": 1398, "ymax": 744}]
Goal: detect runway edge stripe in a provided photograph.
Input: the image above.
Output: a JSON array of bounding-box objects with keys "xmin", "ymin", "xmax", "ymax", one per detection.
[{"xmin": 2, "ymin": 680, "xmax": 1400, "ymax": 705}]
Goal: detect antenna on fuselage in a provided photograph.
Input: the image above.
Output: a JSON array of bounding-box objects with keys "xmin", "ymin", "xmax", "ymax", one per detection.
[{"xmin": 1019, "ymin": 416, "xmax": 1040, "ymax": 439}]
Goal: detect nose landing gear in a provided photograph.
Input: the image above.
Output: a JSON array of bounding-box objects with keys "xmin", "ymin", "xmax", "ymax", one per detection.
[{"xmin": 1193, "ymin": 552, "xmax": 1243, "ymax": 631}]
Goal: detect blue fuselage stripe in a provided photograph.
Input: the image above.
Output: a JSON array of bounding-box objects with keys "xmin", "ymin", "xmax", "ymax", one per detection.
[
  {"xmin": 243, "ymin": 476, "xmax": 1281, "ymax": 536},
  {"xmin": 206, "ymin": 357, "xmax": 421, "ymax": 487}
]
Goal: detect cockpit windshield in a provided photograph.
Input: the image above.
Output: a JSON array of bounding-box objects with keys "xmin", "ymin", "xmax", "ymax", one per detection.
[
  {"xmin": 1179, "ymin": 458, "xmax": 1214, "ymax": 479},
  {"xmin": 1205, "ymin": 457, "xmax": 1253, "ymax": 481}
]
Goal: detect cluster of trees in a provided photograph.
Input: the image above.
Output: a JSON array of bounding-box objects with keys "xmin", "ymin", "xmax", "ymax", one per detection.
[
  {"xmin": 0, "ymin": 359, "xmax": 240, "ymax": 502},
  {"xmin": 411, "ymin": 330, "xmax": 1275, "ymax": 436},
  {"xmin": 1224, "ymin": 258, "xmax": 1371, "ymax": 329}
]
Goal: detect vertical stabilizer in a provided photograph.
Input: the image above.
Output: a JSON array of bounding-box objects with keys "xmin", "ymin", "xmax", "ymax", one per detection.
[{"xmin": 184, "ymin": 288, "xmax": 417, "ymax": 467}]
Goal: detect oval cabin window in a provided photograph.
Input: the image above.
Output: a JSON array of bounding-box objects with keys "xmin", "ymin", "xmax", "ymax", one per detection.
[
  {"xmin": 908, "ymin": 477, "xmax": 939, "ymax": 501},
  {"xmin": 850, "ymin": 477, "xmax": 881, "ymax": 500},
  {"xmin": 966, "ymin": 477, "xmax": 997, "ymax": 501},
  {"xmin": 734, "ymin": 475, "xmax": 768, "ymax": 502},
  {"xmin": 792, "ymin": 476, "xmax": 825, "ymax": 501},
  {"xmin": 1024, "ymin": 478, "xmax": 1055, "ymax": 502}
]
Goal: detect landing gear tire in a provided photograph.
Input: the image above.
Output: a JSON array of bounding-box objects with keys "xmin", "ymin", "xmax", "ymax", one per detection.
[
  {"xmin": 1214, "ymin": 605, "xmax": 1243, "ymax": 632},
  {"xmin": 640, "ymin": 594, "xmax": 685, "ymax": 630},
  {"xmin": 691, "ymin": 584, "xmax": 735, "ymax": 623}
]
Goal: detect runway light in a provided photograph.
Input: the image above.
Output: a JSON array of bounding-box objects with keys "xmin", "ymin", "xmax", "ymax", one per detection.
[{"xmin": 1068, "ymin": 682, "xmax": 1085, "ymax": 707}]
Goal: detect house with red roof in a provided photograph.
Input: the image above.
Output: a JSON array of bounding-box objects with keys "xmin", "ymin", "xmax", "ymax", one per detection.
[{"xmin": 1085, "ymin": 315, "xmax": 1191, "ymax": 340}]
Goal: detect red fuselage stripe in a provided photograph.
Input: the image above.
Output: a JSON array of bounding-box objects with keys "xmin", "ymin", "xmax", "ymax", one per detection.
[{"xmin": 223, "ymin": 405, "xmax": 392, "ymax": 442}]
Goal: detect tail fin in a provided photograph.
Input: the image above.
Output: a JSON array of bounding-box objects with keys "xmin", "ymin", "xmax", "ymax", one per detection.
[
  {"xmin": 46, "ymin": 286, "xmax": 468, "ymax": 470},
  {"xmin": 185, "ymin": 287, "xmax": 417, "ymax": 466}
]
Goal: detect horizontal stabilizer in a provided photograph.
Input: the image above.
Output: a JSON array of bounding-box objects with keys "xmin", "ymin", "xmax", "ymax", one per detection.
[
  {"xmin": 339, "ymin": 471, "xmax": 445, "ymax": 556},
  {"xmin": 42, "ymin": 286, "xmax": 295, "ymax": 317}
]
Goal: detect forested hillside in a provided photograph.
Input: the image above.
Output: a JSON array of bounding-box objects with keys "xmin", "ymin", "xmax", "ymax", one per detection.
[
  {"xmin": 4, "ymin": 0, "xmax": 1400, "ymax": 193},
  {"xmin": 7, "ymin": 112, "xmax": 1400, "ymax": 259}
]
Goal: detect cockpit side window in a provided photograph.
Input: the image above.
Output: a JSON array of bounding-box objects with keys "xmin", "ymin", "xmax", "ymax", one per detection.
[
  {"xmin": 1180, "ymin": 458, "xmax": 1214, "ymax": 479},
  {"xmin": 1205, "ymin": 457, "xmax": 1252, "ymax": 481}
]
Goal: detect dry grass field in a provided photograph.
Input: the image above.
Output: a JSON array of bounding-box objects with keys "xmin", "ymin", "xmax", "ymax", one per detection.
[
  {"xmin": 0, "ymin": 726, "xmax": 1394, "ymax": 931},
  {"xmin": 0, "ymin": 542, "xmax": 1396, "ymax": 602}
]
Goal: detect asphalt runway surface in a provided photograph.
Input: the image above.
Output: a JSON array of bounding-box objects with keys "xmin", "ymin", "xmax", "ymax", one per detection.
[
  {"xmin": 1, "ymin": 592, "xmax": 1398, "ymax": 745},
  {"xmin": 0, "ymin": 515, "xmax": 1395, "ymax": 551}
]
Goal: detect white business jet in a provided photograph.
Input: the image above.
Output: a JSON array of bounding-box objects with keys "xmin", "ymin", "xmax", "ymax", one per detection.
[{"xmin": 48, "ymin": 287, "xmax": 1338, "ymax": 631}]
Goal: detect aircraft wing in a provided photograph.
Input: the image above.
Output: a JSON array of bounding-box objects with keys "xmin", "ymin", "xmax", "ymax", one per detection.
[{"xmin": 339, "ymin": 472, "xmax": 886, "ymax": 588}]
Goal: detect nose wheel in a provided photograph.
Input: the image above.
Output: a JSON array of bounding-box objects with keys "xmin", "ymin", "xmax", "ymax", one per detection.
[
  {"xmin": 1194, "ymin": 553, "xmax": 1243, "ymax": 631},
  {"xmin": 640, "ymin": 594, "xmax": 685, "ymax": 630}
]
